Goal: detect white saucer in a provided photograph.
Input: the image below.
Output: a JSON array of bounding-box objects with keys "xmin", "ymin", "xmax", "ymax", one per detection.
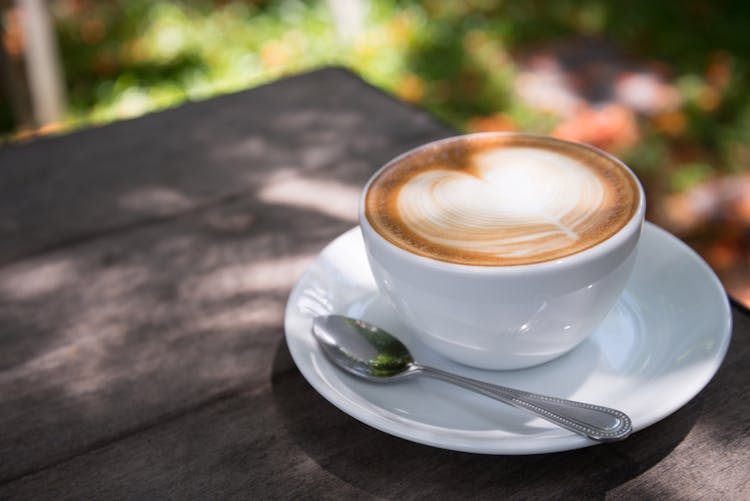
[{"xmin": 284, "ymin": 223, "xmax": 732, "ymax": 454}]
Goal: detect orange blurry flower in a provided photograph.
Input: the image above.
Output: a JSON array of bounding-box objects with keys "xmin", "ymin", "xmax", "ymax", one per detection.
[
  {"xmin": 705, "ymin": 240, "xmax": 739, "ymax": 272},
  {"xmin": 653, "ymin": 110, "xmax": 687, "ymax": 136},
  {"xmin": 396, "ymin": 73, "xmax": 425, "ymax": 103},
  {"xmin": 696, "ymin": 86, "xmax": 720, "ymax": 112},
  {"xmin": 80, "ymin": 17, "xmax": 106, "ymax": 45},
  {"xmin": 37, "ymin": 122, "xmax": 64, "ymax": 135},
  {"xmin": 551, "ymin": 104, "xmax": 639, "ymax": 152},
  {"xmin": 467, "ymin": 113, "xmax": 517, "ymax": 133},
  {"xmin": 387, "ymin": 14, "xmax": 412, "ymax": 45},
  {"xmin": 12, "ymin": 122, "xmax": 64, "ymax": 142},
  {"xmin": 732, "ymin": 195, "xmax": 750, "ymax": 225},
  {"xmin": 2, "ymin": 7, "xmax": 24, "ymax": 58},
  {"xmin": 260, "ymin": 41, "xmax": 291, "ymax": 70},
  {"xmin": 706, "ymin": 51, "xmax": 732, "ymax": 90}
]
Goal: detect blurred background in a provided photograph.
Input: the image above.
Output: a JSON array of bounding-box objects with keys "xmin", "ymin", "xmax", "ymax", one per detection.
[{"xmin": 2, "ymin": 0, "xmax": 750, "ymax": 303}]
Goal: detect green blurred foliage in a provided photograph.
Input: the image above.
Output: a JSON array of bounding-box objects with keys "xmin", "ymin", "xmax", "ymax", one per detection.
[
  {"xmin": 3, "ymin": 0, "xmax": 749, "ymax": 193},
  {"xmin": 51, "ymin": 0, "xmax": 339, "ymax": 126}
]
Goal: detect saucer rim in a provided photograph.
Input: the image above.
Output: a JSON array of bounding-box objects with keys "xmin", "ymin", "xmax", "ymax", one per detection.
[{"xmin": 283, "ymin": 222, "xmax": 732, "ymax": 454}]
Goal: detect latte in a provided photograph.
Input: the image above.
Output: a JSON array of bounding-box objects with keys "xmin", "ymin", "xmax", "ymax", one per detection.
[{"xmin": 364, "ymin": 134, "xmax": 640, "ymax": 266}]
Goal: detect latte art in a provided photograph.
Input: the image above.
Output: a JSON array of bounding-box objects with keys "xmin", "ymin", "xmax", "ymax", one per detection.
[
  {"xmin": 398, "ymin": 148, "xmax": 605, "ymax": 258},
  {"xmin": 365, "ymin": 135, "xmax": 639, "ymax": 266}
]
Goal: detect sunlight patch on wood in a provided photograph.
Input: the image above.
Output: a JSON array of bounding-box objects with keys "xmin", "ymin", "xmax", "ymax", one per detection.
[
  {"xmin": 194, "ymin": 299, "xmax": 284, "ymax": 331},
  {"xmin": 181, "ymin": 254, "xmax": 315, "ymax": 301},
  {"xmin": 0, "ymin": 259, "xmax": 77, "ymax": 300},
  {"xmin": 119, "ymin": 185, "xmax": 193, "ymax": 215},
  {"xmin": 258, "ymin": 171, "xmax": 360, "ymax": 223}
]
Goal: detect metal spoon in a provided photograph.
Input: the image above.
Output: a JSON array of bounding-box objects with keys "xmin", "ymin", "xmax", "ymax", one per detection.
[{"xmin": 312, "ymin": 315, "xmax": 632, "ymax": 442}]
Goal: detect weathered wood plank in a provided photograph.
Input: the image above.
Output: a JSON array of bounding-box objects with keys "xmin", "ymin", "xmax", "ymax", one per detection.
[
  {"xmin": 0, "ymin": 69, "xmax": 451, "ymax": 483},
  {"xmin": 0, "ymin": 386, "xmax": 371, "ymax": 500},
  {"xmin": 1, "ymin": 312, "xmax": 747, "ymax": 499},
  {"xmin": 0, "ymin": 69, "xmax": 747, "ymax": 498},
  {"xmin": 0, "ymin": 68, "xmax": 450, "ymax": 265}
]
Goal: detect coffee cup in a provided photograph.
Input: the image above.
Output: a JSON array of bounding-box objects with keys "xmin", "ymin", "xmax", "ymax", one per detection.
[{"xmin": 359, "ymin": 133, "xmax": 645, "ymax": 370}]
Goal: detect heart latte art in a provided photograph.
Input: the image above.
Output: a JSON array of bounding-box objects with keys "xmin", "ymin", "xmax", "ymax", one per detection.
[{"xmin": 365, "ymin": 135, "xmax": 639, "ymax": 266}]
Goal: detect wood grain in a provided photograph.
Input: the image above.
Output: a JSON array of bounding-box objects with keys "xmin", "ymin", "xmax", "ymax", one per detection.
[{"xmin": 0, "ymin": 68, "xmax": 748, "ymax": 499}]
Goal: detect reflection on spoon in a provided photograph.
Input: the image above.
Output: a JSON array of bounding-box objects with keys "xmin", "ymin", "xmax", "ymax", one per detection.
[{"xmin": 312, "ymin": 315, "xmax": 632, "ymax": 443}]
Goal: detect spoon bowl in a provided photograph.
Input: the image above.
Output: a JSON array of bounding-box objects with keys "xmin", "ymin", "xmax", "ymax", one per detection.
[{"xmin": 312, "ymin": 314, "xmax": 632, "ymax": 443}]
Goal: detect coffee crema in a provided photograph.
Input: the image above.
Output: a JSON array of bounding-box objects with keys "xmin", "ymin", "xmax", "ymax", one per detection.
[{"xmin": 364, "ymin": 135, "xmax": 640, "ymax": 266}]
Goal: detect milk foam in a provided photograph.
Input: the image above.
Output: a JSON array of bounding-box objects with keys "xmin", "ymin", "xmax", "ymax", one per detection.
[
  {"xmin": 396, "ymin": 148, "xmax": 605, "ymax": 258},
  {"xmin": 365, "ymin": 135, "xmax": 639, "ymax": 266}
]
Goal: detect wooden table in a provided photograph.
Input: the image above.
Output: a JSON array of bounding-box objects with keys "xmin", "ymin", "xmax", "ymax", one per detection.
[{"xmin": 1, "ymin": 68, "xmax": 748, "ymax": 499}]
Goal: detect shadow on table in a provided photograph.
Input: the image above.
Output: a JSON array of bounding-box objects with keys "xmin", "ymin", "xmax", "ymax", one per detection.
[{"xmin": 270, "ymin": 338, "xmax": 700, "ymax": 499}]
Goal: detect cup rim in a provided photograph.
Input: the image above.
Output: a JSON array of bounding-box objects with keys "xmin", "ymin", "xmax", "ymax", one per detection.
[{"xmin": 359, "ymin": 132, "xmax": 646, "ymax": 275}]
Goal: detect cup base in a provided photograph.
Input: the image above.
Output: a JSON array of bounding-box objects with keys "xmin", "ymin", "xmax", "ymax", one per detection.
[{"xmin": 428, "ymin": 342, "xmax": 581, "ymax": 371}]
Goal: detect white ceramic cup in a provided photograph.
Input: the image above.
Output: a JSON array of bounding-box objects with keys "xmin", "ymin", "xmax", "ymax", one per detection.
[{"xmin": 359, "ymin": 133, "xmax": 646, "ymax": 370}]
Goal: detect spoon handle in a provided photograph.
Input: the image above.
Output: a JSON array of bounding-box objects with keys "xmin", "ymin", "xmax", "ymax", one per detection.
[{"xmin": 415, "ymin": 365, "xmax": 632, "ymax": 442}]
